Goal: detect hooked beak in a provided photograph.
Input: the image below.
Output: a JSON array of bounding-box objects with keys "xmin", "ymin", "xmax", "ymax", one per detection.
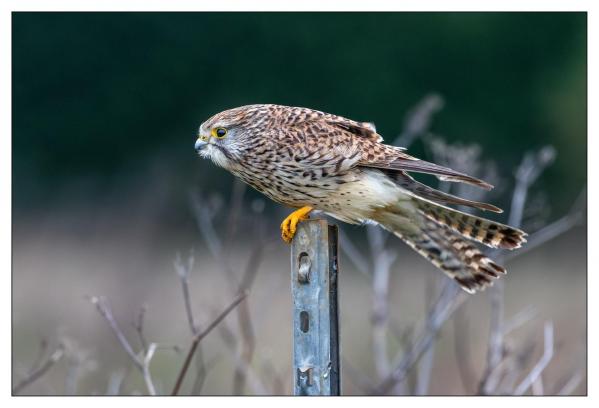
[{"xmin": 195, "ymin": 138, "xmax": 208, "ymax": 152}]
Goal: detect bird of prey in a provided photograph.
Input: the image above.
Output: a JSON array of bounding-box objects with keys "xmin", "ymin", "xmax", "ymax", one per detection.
[{"xmin": 195, "ymin": 104, "xmax": 526, "ymax": 293}]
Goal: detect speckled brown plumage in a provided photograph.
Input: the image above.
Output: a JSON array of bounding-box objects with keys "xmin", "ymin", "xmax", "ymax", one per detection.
[{"xmin": 195, "ymin": 104, "xmax": 526, "ymax": 293}]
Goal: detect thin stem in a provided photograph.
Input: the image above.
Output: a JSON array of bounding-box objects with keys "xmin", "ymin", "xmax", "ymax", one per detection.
[
  {"xmin": 233, "ymin": 241, "xmax": 264, "ymax": 394},
  {"xmin": 88, "ymin": 296, "xmax": 142, "ymax": 370},
  {"xmin": 393, "ymin": 94, "xmax": 444, "ymax": 148},
  {"xmin": 514, "ymin": 322, "xmax": 554, "ymax": 395},
  {"xmin": 13, "ymin": 344, "xmax": 65, "ymax": 394},
  {"xmin": 373, "ymin": 282, "xmax": 466, "ymax": 394},
  {"xmin": 174, "ymin": 252, "xmax": 198, "ymax": 335},
  {"xmin": 133, "ymin": 303, "xmax": 149, "ymax": 353},
  {"xmin": 171, "ymin": 291, "xmax": 248, "ymax": 396},
  {"xmin": 142, "ymin": 343, "xmax": 158, "ymax": 396},
  {"xmin": 453, "ymin": 307, "xmax": 476, "ymax": 394}
]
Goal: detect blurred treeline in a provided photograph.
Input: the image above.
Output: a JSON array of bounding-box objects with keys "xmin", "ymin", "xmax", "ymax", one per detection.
[{"xmin": 13, "ymin": 12, "xmax": 586, "ymax": 224}]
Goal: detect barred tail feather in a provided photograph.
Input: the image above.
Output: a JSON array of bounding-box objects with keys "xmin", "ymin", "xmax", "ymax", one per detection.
[
  {"xmin": 416, "ymin": 201, "xmax": 527, "ymax": 250},
  {"xmin": 380, "ymin": 214, "xmax": 506, "ymax": 293}
]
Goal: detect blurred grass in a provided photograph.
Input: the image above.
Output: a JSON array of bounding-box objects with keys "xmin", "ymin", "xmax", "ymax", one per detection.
[{"xmin": 12, "ymin": 188, "xmax": 586, "ymax": 394}]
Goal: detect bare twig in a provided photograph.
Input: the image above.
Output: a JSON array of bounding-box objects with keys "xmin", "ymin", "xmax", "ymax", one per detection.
[
  {"xmin": 261, "ymin": 359, "xmax": 286, "ymax": 395},
  {"xmin": 532, "ymin": 376, "xmax": 544, "ymax": 395},
  {"xmin": 29, "ymin": 338, "xmax": 49, "ymax": 373},
  {"xmin": 237, "ymin": 240, "xmax": 265, "ymax": 294},
  {"xmin": 217, "ymin": 320, "xmax": 269, "ymax": 395},
  {"xmin": 13, "ymin": 344, "xmax": 65, "ymax": 394},
  {"xmin": 233, "ymin": 239, "xmax": 264, "ymax": 394},
  {"xmin": 389, "ymin": 322, "xmax": 415, "ymax": 361},
  {"xmin": 338, "ymin": 227, "xmax": 370, "ymax": 276},
  {"xmin": 191, "ymin": 188, "xmax": 268, "ymax": 395},
  {"xmin": 175, "ymin": 252, "xmax": 198, "ymax": 335},
  {"xmin": 393, "ymin": 93, "xmax": 444, "ymax": 148},
  {"xmin": 192, "ymin": 353, "xmax": 222, "ymax": 395},
  {"xmin": 190, "ymin": 348, "xmax": 208, "ymax": 395},
  {"xmin": 514, "ymin": 321, "xmax": 554, "ymax": 395},
  {"xmin": 557, "ymin": 369, "xmax": 584, "ymax": 395},
  {"xmin": 62, "ymin": 338, "xmax": 97, "ymax": 395},
  {"xmin": 174, "ymin": 250, "xmax": 210, "ymax": 394},
  {"xmin": 189, "ymin": 191, "xmax": 238, "ymax": 288},
  {"xmin": 479, "ymin": 281, "xmax": 505, "ymax": 394},
  {"xmin": 414, "ymin": 276, "xmax": 442, "ymax": 395},
  {"xmin": 224, "ymin": 179, "xmax": 248, "ymax": 243},
  {"xmin": 87, "ymin": 296, "xmax": 142, "ymax": 370},
  {"xmin": 370, "ymin": 225, "xmax": 397, "ymax": 380},
  {"xmin": 133, "ymin": 303, "xmax": 149, "ymax": 353},
  {"xmin": 508, "ymin": 146, "xmax": 556, "ymax": 227},
  {"xmin": 479, "ymin": 146, "xmax": 556, "ymax": 395},
  {"xmin": 453, "ymin": 307, "xmax": 476, "ymax": 394},
  {"xmin": 374, "ymin": 281, "xmax": 466, "ymax": 394},
  {"xmin": 503, "ymin": 187, "xmax": 586, "ymax": 261},
  {"xmin": 503, "ymin": 306, "xmax": 537, "ymax": 335},
  {"xmin": 106, "ymin": 369, "xmax": 126, "ymax": 395},
  {"xmin": 88, "ymin": 295, "xmax": 158, "ymax": 395},
  {"xmin": 496, "ymin": 336, "xmax": 538, "ymax": 394},
  {"xmin": 414, "ymin": 338, "xmax": 435, "ymax": 395},
  {"xmin": 171, "ymin": 291, "xmax": 248, "ymax": 396},
  {"xmin": 142, "ymin": 343, "xmax": 158, "ymax": 395},
  {"xmin": 389, "ymin": 322, "xmax": 415, "ymax": 393}
]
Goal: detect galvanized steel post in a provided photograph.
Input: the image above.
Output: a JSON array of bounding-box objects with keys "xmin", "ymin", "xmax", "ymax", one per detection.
[{"xmin": 291, "ymin": 219, "xmax": 340, "ymax": 396}]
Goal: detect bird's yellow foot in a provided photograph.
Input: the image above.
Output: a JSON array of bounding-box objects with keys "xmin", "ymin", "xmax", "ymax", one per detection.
[{"xmin": 280, "ymin": 206, "xmax": 313, "ymax": 243}]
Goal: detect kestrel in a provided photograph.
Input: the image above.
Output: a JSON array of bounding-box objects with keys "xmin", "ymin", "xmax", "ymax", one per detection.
[{"xmin": 195, "ymin": 104, "xmax": 526, "ymax": 293}]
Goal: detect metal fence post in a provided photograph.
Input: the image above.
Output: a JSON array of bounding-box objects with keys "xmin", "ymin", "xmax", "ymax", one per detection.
[{"xmin": 291, "ymin": 219, "xmax": 340, "ymax": 396}]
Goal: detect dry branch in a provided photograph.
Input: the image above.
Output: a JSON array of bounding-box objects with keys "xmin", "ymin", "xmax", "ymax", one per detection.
[
  {"xmin": 453, "ymin": 307, "xmax": 476, "ymax": 394},
  {"xmin": 514, "ymin": 322, "xmax": 554, "ymax": 395},
  {"xmin": 133, "ymin": 303, "xmax": 149, "ymax": 353},
  {"xmin": 367, "ymin": 94, "xmax": 445, "ymax": 391},
  {"xmin": 373, "ymin": 282, "xmax": 466, "ymax": 394},
  {"xmin": 175, "ymin": 252, "xmax": 199, "ymax": 335},
  {"xmin": 13, "ymin": 343, "xmax": 65, "ymax": 394},
  {"xmin": 87, "ymin": 295, "xmax": 162, "ymax": 395},
  {"xmin": 393, "ymin": 93, "xmax": 444, "ymax": 147},
  {"xmin": 557, "ymin": 369, "xmax": 584, "ymax": 395},
  {"xmin": 337, "ymin": 228, "xmax": 370, "ymax": 276},
  {"xmin": 216, "ymin": 320, "xmax": 269, "ymax": 394},
  {"xmin": 479, "ymin": 146, "xmax": 557, "ymax": 395},
  {"xmin": 189, "ymin": 188, "xmax": 269, "ymax": 395},
  {"xmin": 171, "ymin": 290, "xmax": 248, "ymax": 396},
  {"xmin": 87, "ymin": 296, "xmax": 142, "ymax": 370},
  {"xmin": 174, "ymin": 250, "xmax": 211, "ymax": 393}
]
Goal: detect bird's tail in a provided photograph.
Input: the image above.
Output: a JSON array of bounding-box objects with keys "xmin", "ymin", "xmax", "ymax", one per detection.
[
  {"xmin": 415, "ymin": 201, "xmax": 527, "ymax": 250},
  {"xmin": 372, "ymin": 200, "xmax": 525, "ymax": 293}
]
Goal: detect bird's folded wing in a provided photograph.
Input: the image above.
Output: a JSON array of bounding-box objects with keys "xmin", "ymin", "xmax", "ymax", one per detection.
[
  {"xmin": 322, "ymin": 116, "xmax": 391, "ymax": 144},
  {"xmin": 359, "ymin": 150, "xmax": 494, "ymax": 190},
  {"xmin": 388, "ymin": 171, "xmax": 502, "ymax": 213}
]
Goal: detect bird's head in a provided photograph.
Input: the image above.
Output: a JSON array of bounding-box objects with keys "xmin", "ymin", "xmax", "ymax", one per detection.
[{"xmin": 195, "ymin": 104, "xmax": 271, "ymax": 169}]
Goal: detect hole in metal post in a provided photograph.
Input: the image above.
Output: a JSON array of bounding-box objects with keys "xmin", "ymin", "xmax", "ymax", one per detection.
[
  {"xmin": 297, "ymin": 367, "xmax": 313, "ymax": 388},
  {"xmin": 300, "ymin": 311, "xmax": 309, "ymax": 332},
  {"xmin": 298, "ymin": 252, "xmax": 311, "ymax": 283}
]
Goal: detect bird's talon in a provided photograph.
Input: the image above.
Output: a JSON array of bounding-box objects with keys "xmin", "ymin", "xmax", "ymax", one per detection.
[{"xmin": 280, "ymin": 206, "xmax": 313, "ymax": 244}]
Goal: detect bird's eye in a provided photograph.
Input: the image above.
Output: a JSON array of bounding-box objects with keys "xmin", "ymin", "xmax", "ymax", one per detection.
[{"xmin": 212, "ymin": 127, "xmax": 228, "ymax": 138}]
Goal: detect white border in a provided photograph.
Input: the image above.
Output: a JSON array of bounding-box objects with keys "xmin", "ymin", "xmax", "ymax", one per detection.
[
  {"xmin": 2, "ymin": 1, "xmax": 593, "ymax": 406},
  {"xmin": 0, "ymin": 0, "xmax": 594, "ymax": 12}
]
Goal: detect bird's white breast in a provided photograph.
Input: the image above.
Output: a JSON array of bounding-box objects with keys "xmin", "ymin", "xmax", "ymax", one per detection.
[{"xmin": 320, "ymin": 168, "xmax": 416, "ymax": 225}]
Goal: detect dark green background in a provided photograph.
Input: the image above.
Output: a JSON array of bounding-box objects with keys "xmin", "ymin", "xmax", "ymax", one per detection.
[{"xmin": 13, "ymin": 12, "xmax": 586, "ymax": 218}]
